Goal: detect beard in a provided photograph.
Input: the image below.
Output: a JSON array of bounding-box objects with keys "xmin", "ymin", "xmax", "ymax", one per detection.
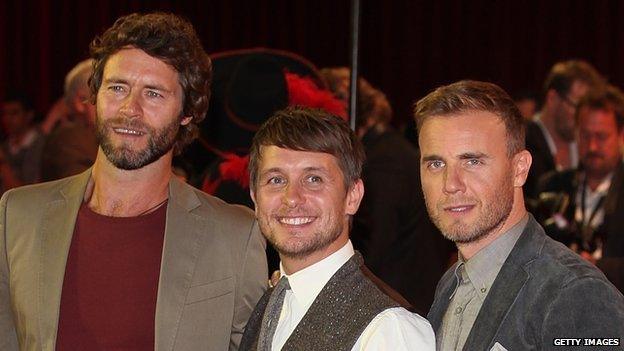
[
  {"xmin": 425, "ymin": 179, "xmax": 514, "ymax": 244},
  {"xmin": 96, "ymin": 116, "xmax": 179, "ymax": 170},
  {"xmin": 258, "ymin": 208, "xmax": 345, "ymax": 259}
]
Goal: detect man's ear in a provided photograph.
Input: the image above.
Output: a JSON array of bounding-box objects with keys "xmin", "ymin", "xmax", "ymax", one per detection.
[
  {"xmin": 180, "ymin": 116, "xmax": 192, "ymax": 126},
  {"xmin": 512, "ymin": 150, "xmax": 532, "ymax": 187},
  {"xmin": 345, "ymin": 179, "xmax": 364, "ymax": 215}
]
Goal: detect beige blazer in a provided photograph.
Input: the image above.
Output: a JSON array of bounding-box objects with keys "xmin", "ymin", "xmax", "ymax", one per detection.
[{"xmin": 0, "ymin": 169, "xmax": 267, "ymax": 351}]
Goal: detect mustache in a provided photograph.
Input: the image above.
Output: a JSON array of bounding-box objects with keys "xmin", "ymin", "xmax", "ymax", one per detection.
[
  {"xmin": 105, "ymin": 117, "xmax": 146, "ymax": 128},
  {"xmin": 101, "ymin": 117, "xmax": 150, "ymax": 132}
]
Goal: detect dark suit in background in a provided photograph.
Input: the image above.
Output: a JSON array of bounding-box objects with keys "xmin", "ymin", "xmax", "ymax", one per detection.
[
  {"xmin": 352, "ymin": 128, "xmax": 453, "ymax": 314},
  {"xmin": 428, "ymin": 215, "xmax": 624, "ymax": 350}
]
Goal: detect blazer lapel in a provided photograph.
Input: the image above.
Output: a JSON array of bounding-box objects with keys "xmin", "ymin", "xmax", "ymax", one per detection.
[
  {"xmin": 427, "ymin": 265, "xmax": 459, "ymax": 332},
  {"xmin": 39, "ymin": 170, "xmax": 91, "ymax": 348},
  {"xmin": 462, "ymin": 216, "xmax": 543, "ymax": 350},
  {"xmin": 155, "ymin": 177, "xmax": 205, "ymax": 351}
]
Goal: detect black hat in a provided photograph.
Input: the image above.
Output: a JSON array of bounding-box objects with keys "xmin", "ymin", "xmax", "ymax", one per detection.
[{"xmin": 201, "ymin": 47, "xmax": 324, "ymax": 153}]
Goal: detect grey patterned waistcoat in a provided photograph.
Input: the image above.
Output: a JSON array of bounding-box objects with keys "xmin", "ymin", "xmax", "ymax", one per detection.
[{"xmin": 239, "ymin": 252, "xmax": 400, "ymax": 351}]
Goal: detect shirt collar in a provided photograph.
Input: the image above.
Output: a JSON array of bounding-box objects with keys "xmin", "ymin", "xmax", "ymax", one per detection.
[
  {"xmin": 583, "ymin": 172, "xmax": 613, "ymax": 196},
  {"xmin": 279, "ymin": 240, "xmax": 354, "ymax": 309},
  {"xmin": 456, "ymin": 214, "xmax": 529, "ymax": 301}
]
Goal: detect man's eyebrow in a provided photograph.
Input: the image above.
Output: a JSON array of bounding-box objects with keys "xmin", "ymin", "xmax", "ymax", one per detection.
[
  {"xmin": 421, "ymin": 154, "xmax": 443, "ymax": 163},
  {"xmin": 103, "ymin": 77, "xmax": 128, "ymax": 85},
  {"xmin": 102, "ymin": 78, "xmax": 172, "ymax": 93},
  {"xmin": 260, "ymin": 167, "xmax": 282, "ymax": 175},
  {"xmin": 144, "ymin": 83, "xmax": 172, "ymax": 93},
  {"xmin": 303, "ymin": 166, "xmax": 329, "ymax": 173},
  {"xmin": 458, "ymin": 152, "xmax": 489, "ymax": 159}
]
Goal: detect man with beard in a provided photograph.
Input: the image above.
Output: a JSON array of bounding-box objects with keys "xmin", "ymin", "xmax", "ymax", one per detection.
[
  {"xmin": 415, "ymin": 80, "xmax": 624, "ymax": 350},
  {"xmin": 0, "ymin": 13, "xmax": 267, "ymax": 351},
  {"xmin": 538, "ymin": 86, "xmax": 624, "ymax": 292},
  {"xmin": 239, "ymin": 106, "xmax": 435, "ymax": 350},
  {"xmin": 525, "ymin": 60, "xmax": 605, "ymax": 200}
]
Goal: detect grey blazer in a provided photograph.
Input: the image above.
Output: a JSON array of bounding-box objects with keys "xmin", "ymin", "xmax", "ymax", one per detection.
[
  {"xmin": 428, "ymin": 215, "xmax": 624, "ymax": 350},
  {"xmin": 0, "ymin": 169, "xmax": 267, "ymax": 351}
]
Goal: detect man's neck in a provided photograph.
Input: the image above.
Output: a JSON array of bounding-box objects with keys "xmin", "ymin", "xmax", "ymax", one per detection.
[
  {"xmin": 87, "ymin": 148, "xmax": 172, "ymax": 217},
  {"xmin": 281, "ymin": 234, "xmax": 349, "ymax": 275}
]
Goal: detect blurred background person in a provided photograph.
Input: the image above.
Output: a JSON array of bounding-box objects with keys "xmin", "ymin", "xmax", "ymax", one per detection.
[
  {"xmin": 525, "ymin": 60, "xmax": 605, "ymax": 201},
  {"xmin": 0, "ymin": 91, "xmax": 45, "ymax": 192},
  {"xmin": 40, "ymin": 59, "xmax": 98, "ymax": 181},
  {"xmin": 536, "ymin": 85, "xmax": 624, "ymax": 291}
]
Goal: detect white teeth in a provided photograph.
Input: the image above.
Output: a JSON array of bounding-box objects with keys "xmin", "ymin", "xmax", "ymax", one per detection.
[
  {"xmin": 279, "ymin": 217, "xmax": 314, "ymax": 225},
  {"xmin": 114, "ymin": 128, "xmax": 143, "ymax": 135},
  {"xmin": 449, "ymin": 207, "xmax": 468, "ymax": 212}
]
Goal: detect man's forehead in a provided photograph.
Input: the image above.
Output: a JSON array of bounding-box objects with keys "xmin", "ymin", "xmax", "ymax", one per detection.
[
  {"xmin": 419, "ymin": 111, "xmax": 505, "ymax": 136},
  {"xmin": 259, "ymin": 145, "xmax": 338, "ymax": 167},
  {"xmin": 419, "ymin": 112, "xmax": 507, "ymax": 153},
  {"xmin": 579, "ymin": 107, "xmax": 618, "ymax": 128}
]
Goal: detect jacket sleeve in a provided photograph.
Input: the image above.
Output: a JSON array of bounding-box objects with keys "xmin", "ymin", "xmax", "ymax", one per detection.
[
  {"xmin": 541, "ymin": 276, "xmax": 624, "ymax": 346},
  {"xmin": 230, "ymin": 219, "xmax": 267, "ymax": 350},
  {"xmin": 0, "ymin": 191, "xmax": 20, "ymax": 350}
]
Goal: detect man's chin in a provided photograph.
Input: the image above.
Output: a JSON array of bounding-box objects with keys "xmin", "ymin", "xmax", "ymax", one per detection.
[{"xmin": 439, "ymin": 221, "xmax": 484, "ymax": 244}]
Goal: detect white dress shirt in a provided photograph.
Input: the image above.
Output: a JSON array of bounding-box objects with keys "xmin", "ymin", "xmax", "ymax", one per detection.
[{"xmin": 271, "ymin": 240, "xmax": 435, "ymax": 350}]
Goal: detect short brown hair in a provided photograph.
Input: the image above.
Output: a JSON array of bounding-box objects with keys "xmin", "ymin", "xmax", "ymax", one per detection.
[
  {"xmin": 577, "ymin": 84, "xmax": 624, "ymax": 131},
  {"xmin": 414, "ymin": 80, "xmax": 525, "ymax": 156},
  {"xmin": 249, "ymin": 106, "xmax": 365, "ymax": 191},
  {"xmin": 543, "ymin": 60, "xmax": 604, "ymax": 98},
  {"xmin": 89, "ymin": 12, "xmax": 212, "ymax": 154}
]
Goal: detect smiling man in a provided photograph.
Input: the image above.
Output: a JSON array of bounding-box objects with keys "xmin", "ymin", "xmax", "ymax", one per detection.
[
  {"xmin": 239, "ymin": 106, "xmax": 434, "ymax": 350},
  {"xmin": 0, "ymin": 13, "xmax": 266, "ymax": 351},
  {"xmin": 416, "ymin": 80, "xmax": 624, "ymax": 350}
]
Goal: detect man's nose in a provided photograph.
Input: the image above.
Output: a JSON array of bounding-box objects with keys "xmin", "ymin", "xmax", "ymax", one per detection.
[
  {"xmin": 119, "ymin": 91, "xmax": 142, "ymax": 118},
  {"xmin": 442, "ymin": 165, "xmax": 466, "ymax": 194},
  {"xmin": 282, "ymin": 182, "xmax": 305, "ymax": 207}
]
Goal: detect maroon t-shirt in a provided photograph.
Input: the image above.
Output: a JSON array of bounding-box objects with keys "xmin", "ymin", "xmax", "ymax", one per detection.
[{"xmin": 56, "ymin": 201, "xmax": 167, "ymax": 350}]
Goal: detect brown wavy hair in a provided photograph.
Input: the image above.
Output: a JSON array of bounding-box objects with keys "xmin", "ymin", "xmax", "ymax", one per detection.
[{"xmin": 89, "ymin": 12, "xmax": 212, "ymax": 155}]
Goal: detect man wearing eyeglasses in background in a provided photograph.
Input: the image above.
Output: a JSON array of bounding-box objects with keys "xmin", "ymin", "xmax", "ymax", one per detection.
[{"xmin": 525, "ymin": 60, "xmax": 605, "ymax": 201}]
